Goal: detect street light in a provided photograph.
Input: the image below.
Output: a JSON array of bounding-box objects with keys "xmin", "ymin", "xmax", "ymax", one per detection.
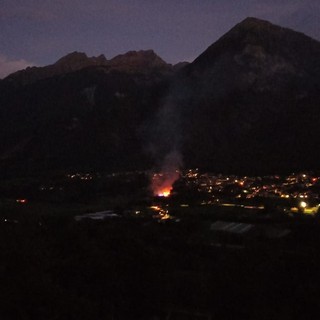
[{"xmin": 299, "ymin": 201, "xmax": 307, "ymax": 208}]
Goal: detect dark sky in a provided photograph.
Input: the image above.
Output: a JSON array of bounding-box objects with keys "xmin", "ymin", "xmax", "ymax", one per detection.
[{"xmin": 0, "ymin": 0, "xmax": 319, "ymax": 78}]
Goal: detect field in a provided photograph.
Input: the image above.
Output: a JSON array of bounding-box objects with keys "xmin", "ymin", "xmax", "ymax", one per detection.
[{"xmin": 1, "ymin": 193, "xmax": 320, "ymax": 319}]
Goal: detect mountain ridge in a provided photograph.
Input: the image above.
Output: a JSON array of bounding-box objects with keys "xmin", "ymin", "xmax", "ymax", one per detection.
[
  {"xmin": 187, "ymin": 17, "xmax": 320, "ymax": 78},
  {"xmin": 1, "ymin": 17, "xmax": 320, "ymax": 176},
  {"xmin": 3, "ymin": 50, "xmax": 173, "ymax": 86}
]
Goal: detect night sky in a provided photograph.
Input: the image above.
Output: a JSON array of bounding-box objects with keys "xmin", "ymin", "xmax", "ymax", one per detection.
[{"xmin": 0, "ymin": 0, "xmax": 319, "ymax": 78}]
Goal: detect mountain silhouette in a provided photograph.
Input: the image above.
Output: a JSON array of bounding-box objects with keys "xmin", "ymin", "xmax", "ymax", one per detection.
[{"xmin": 1, "ymin": 17, "xmax": 320, "ymax": 176}]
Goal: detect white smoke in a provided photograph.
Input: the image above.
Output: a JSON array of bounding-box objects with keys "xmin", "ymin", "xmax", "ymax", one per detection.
[
  {"xmin": 150, "ymin": 95, "xmax": 184, "ymax": 195},
  {"xmin": 151, "ymin": 149, "xmax": 182, "ymax": 196}
]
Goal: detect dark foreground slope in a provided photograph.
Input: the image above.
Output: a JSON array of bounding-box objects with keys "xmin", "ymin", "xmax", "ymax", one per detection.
[{"xmin": 1, "ymin": 204, "xmax": 320, "ymax": 320}]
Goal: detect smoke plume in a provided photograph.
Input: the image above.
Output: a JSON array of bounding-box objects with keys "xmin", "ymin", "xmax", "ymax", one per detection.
[{"xmin": 148, "ymin": 84, "xmax": 186, "ymax": 196}]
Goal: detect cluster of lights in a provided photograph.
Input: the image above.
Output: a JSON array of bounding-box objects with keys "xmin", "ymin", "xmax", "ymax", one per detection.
[
  {"xmin": 181, "ymin": 170, "xmax": 320, "ymax": 201},
  {"xmin": 150, "ymin": 206, "xmax": 171, "ymax": 220},
  {"xmin": 67, "ymin": 173, "xmax": 93, "ymax": 180},
  {"xmin": 16, "ymin": 199, "xmax": 27, "ymax": 204}
]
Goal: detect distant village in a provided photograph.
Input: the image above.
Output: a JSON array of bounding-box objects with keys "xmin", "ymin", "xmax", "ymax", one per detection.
[
  {"xmin": 175, "ymin": 169, "xmax": 320, "ymax": 214},
  {"xmin": 58, "ymin": 169, "xmax": 320, "ymax": 217}
]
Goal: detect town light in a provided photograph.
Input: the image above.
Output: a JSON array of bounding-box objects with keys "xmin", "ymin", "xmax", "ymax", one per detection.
[{"xmin": 299, "ymin": 201, "xmax": 307, "ymax": 208}]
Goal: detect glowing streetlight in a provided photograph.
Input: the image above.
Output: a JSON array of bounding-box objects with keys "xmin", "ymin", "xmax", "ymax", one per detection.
[{"xmin": 299, "ymin": 201, "xmax": 307, "ymax": 208}]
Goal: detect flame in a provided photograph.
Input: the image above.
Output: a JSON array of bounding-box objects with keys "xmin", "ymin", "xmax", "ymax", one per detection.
[
  {"xmin": 152, "ymin": 172, "xmax": 179, "ymax": 197},
  {"xmin": 151, "ymin": 150, "xmax": 182, "ymax": 197},
  {"xmin": 157, "ymin": 188, "xmax": 171, "ymax": 197}
]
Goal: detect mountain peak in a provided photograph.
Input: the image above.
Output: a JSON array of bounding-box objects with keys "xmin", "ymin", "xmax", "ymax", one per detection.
[
  {"xmin": 238, "ymin": 17, "xmax": 274, "ymax": 27},
  {"xmin": 189, "ymin": 16, "xmax": 320, "ymax": 74},
  {"xmin": 54, "ymin": 51, "xmax": 108, "ymax": 71},
  {"xmin": 224, "ymin": 16, "xmax": 318, "ymax": 44},
  {"xmin": 4, "ymin": 52, "xmax": 108, "ymax": 86},
  {"xmin": 223, "ymin": 17, "xmax": 288, "ymax": 41},
  {"xmin": 111, "ymin": 49, "xmax": 162, "ymax": 60},
  {"xmin": 54, "ymin": 51, "xmax": 88, "ymax": 65},
  {"xmin": 109, "ymin": 50, "xmax": 171, "ymax": 73}
]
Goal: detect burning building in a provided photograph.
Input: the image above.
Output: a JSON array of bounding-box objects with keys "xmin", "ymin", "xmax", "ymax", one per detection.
[
  {"xmin": 151, "ymin": 149, "xmax": 182, "ymax": 197},
  {"xmin": 151, "ymin": 171, "xmax": 180, "ymax": 197}
]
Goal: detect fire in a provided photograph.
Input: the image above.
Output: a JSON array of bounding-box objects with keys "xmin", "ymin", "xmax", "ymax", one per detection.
[
  {"xmin": 151, "ymin": 150, "xmax": 182, "ymax": 198},
  {"xmin": 158, "ymin": 188, "xmax": 171, "ymax": 197},
  {"xmin": 151, "ymin": 171, "xmax": 179, "ymax": 197}
]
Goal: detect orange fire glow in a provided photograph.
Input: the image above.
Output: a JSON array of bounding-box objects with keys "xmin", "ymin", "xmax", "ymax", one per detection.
[
  {"xmin": 157, "ymin": 188, "xmax": 171, "ymax": 197},
  {"xmin": 152, "ymin": 172, "xmax": 179, "ymax": 197}
]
